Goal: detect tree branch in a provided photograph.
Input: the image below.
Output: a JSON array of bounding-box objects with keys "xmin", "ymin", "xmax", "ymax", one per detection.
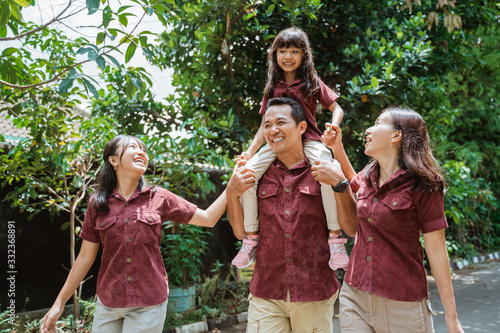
[{"xmin": 0, "ymin": 1, "xmax": 83, "ymax": 42}]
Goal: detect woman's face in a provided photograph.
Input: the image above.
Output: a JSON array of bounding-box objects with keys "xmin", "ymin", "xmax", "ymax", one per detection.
[
  {"xmin": 364, "ymin": 112, "xmax": 399, "ymax": 158},
  {"xmin": 112, "ymin": 139, "xmax": 149, "ymax": 176}
]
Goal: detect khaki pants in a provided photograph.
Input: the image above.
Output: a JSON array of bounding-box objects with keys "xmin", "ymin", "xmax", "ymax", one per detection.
[
  {"xmin": 339, "ymin": 283, "xmax": 434, "ymax": 333},
  {"xmin": 240, "ymin": 139, "xmax": 339, "ymax": 232},
  {"xmin": 247, "ymin": 290, "xmax": 338, "ymax": 333},
  {"xmin": 92, "ymin": 297, "xmax": 167, "ymax": 333}
]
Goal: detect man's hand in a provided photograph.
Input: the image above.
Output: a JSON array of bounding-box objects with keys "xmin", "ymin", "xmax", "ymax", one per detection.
[
  {"xmin": 311, "ymin": 159, "xmax": 345, "ymax": 186},
  {"xmin": 228, "ymin": 167, "xmax": 256, "ymax": 198}
]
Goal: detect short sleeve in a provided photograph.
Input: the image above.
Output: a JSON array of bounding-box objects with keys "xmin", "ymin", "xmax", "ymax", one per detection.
[
  {"xmin": 79, "ymin": 196, "xmax": 100, "ymax": 243},
  {"xmin": 160, "ymin": 189, "xmax": 197, "ymax": 224},
  {"xmin": 350, "ymin": 171, "xmax": 363, "ymax": 194},
  {"xmin": 318, "ymin": 79, "xmax": 339, "ymax": 109},
  {"xmin": 259, "ymin": 96, "xmax": 269, "ymax": 115},
  {"xmin": 417, "ymin": 190, "xmax": 448, "ymax": 233}
]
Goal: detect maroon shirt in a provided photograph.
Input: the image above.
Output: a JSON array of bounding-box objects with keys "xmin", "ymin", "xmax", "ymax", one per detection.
[
  {"xmin": 250, "ymin": 158, "xmax": 339, "ymax": 302},
  {"xmin": 259, "ymin": 78, "xmax": 339, "ymax": 141},
  {"xmin": 80, "ymin": 186, "xmax": 197, "ymax": 308},
  {"xmin": 345, "ymin": 165, "xmax": 448, "ymax": 302}
]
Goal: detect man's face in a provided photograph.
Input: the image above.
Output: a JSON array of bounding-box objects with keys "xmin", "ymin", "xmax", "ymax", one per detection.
[{"xmin": 264, "ymin": 104, "xmax": 306, "ymax": 156}]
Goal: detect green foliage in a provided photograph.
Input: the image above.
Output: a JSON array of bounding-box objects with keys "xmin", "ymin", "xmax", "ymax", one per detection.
[{"xmin": 161, "ymin": 221, "xmax": 211, "ymax": 286}]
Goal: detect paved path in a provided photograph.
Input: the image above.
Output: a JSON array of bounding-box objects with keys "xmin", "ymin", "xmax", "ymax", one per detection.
[{"xmin": 206, "ymin": 261, "xmax": 500, "ymax": 333}]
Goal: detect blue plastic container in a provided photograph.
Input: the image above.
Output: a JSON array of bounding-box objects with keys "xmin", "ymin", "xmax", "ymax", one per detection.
[{"xmin": 166, "ymin": 285, "xmax": 196, "ymax": 313}]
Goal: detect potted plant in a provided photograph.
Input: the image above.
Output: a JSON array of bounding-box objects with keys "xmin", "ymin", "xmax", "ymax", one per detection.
[{"xmin": 161, "ymin": 221, "xmax": 210, "ymax": 314}]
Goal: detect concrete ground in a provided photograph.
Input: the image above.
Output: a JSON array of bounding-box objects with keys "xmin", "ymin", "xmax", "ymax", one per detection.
[{"xmin": 207, "ymin": 261, "xmax": 500, "ymax": 333}]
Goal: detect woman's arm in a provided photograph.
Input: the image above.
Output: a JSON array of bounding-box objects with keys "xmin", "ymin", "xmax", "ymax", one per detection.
[
  {"xmin": 41, "ymin": 240, "xmax": 100, "ymax": 333},
  {"xmin": 423, "ymin": 229, "xmax": 464, "ymax": 333},
  {"xmin": 188, "ymin": 190, "xmax": 228, "ymax": 228},
  {"xmin": 322, "ymin": 123, "xmax": 357, "ymax": 181}
]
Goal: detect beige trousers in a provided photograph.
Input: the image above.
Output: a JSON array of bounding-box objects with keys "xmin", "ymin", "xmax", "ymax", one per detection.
[
  {"xmin": 247, "ymin": 290, "xmax": 338, "ymax": 333},
  {"xmin": 339, "ymin": 283, "xmax": 434, "ymax": 333},
  {"xmin": 92, "ymin": 297, "xmax": 168, "ymax": 333},
  {"xmin": 240, "ymin": 140, "xmax": 339, "ymax": 232}
]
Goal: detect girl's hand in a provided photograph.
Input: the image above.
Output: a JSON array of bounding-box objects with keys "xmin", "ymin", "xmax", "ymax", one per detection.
[
  {"xmin": 40, "ymin": 305, "xmax": 64, "ymax": 333},
  {"xmin": 321, "ymin": 123, "xmax": 342, "ymax": 151}
]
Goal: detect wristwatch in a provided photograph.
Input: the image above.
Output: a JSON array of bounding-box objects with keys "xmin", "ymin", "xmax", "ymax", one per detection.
[{"xmin": 332, "ymin": 180, "xmax": 349, "ymax": 193}]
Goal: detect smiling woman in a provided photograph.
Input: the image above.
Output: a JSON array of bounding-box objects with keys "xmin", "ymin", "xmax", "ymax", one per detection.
[{"xmin": 40, "ymin": 134, "xmax": 230, "ymax": 333}]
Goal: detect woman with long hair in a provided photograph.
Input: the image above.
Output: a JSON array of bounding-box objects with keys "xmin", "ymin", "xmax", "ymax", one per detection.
[
  {"xmin": 41, "ymin": 134, "xmax": 231, "ymax": 333},
  {"xmin": 317, "ymin": 107, "xmax": 464, "ymax": 332}
]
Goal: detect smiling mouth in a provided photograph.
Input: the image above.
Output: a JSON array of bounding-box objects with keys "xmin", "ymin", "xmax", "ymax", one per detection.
[
  {"xmin": 272, "ymin": 137, "xmax": 284, "ymax": 143},
  {"xmin": 282, "ymin": 62, "xmax": 294, "ymax": 66},
  {"xmin": 134, "ymin": 158, "xmax": 146, "ymax": 165}
]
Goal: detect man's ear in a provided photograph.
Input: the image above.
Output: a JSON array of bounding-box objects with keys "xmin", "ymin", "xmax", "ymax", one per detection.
[
  {"xmin": 298, "ymin": 120, "xmax": 307, "ymax": 135},
  {"xmin": 392, "ymin": 130, "xmax": 402, "ymax": 143}
]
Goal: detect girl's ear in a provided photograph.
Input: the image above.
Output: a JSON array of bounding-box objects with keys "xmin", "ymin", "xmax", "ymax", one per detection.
[
  {"xmin": 108, "ymin": 156, "xmax": 118, "ymax": 168},
  {"xmin": 392, "ymin": 130, "xmax": 402, "ymax": 143}
]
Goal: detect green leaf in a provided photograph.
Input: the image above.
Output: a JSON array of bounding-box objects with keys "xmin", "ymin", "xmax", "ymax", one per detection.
[
  {"xmin": 86, "ymin": 0, "xmax": 100, "ymax": 15},
  {"xmin": 2, "ymin": 47, "xmax": 18, "ymax": 56},
  {"xmin": 96, "ymin": 55, "xmax": 106, "ymax": 69},
  {"xmin": 125, "ymin": 42, "xmax": 137, "ymax": 63},
  {"xmin": 11, "ymin": 0, "xmax": 29, "ymax": 6},
  {"xmin": 59, "ymin": 77, "xmax": 75, "ymax": 94},
  {"xmin": 103, "ymin": 54, "xmax": 121, "ymax": 68},
  {"xmin": 96, "ymin": 31, "xmax": 105, "ymax": 45},
  {"xmin": 371, "ymin": 76, "xmax": 379, "ymax": 88},
  {"xmin": 266, "ymin": 4, "xmax": 275, "ymax": 17},
  {"xmin": 0, "ymin": 2, "xmax": 10, "ymax": 28}
]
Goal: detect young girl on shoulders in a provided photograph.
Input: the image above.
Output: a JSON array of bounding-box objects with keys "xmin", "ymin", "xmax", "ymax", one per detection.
[{"xmin": 232, "ymin": 26, "xmax": 348, "ymax": 271}]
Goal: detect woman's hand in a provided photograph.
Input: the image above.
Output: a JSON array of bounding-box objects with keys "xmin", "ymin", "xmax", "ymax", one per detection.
[
  {"xmin": 227, "ymin": 167, "xmax": 256, "ymax": 198},
  {"xmin": 311, "ymin": 159, "xmax": 345, "ymax": 186},
  {"xmin": 40, "ymin": 304, "xmax": 64, "ymax": 333},
  {"xmin": 321, "ymin": 123, "xmax": 343, "ymax": 151}
]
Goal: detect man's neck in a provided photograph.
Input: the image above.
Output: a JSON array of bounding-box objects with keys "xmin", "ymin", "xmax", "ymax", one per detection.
[{"xmin": 276, "ymin": 150, "xmax": 306, "ymax": 169}]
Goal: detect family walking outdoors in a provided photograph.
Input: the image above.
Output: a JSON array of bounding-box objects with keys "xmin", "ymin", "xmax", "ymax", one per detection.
[{"xmin": 40, "ymin": 26, "xmax": 464, "ymax": 333}]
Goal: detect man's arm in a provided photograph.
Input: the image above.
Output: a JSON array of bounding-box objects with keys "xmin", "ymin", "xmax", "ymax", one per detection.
[
  {"xmin": 312, "ymin": 160, "xmax": 358, "ymax": 236},
  {"xmin": 226, "ymin": 167, "xmax": 256, "ymax": 240}
]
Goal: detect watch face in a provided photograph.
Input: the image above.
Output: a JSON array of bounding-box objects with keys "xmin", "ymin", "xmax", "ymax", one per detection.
[{"xmin": 335, "ymin": 180, "xmax": 349, "ymax": 193}]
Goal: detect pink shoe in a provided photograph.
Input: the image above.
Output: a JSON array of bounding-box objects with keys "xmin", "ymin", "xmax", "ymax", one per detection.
[
  {"xmin": 328, "ymin": 237, "xmax": 349, "ymax": 270},
  {"xmin": 231, "ymin": 237, "xmax": 258, "ymax": 269}
]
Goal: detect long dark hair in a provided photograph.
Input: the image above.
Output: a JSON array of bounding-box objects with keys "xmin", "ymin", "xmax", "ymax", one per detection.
[
  {"xmin": 93, "ymin": 135, "xmax": 148, "ymax": 212},
  {"xmin": 263, "ymin": 26, "xmax": 321, "ymax": 99},
  {"xmin": 364, "ymin": 107, "xmax": 446, "ymax": 193}
]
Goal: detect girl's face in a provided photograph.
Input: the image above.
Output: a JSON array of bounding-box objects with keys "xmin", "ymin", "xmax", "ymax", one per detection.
[
  {"xmin": 111, "ymin": 139, "xmax": 149, "ymax": 176},
  {"xmin": 276, "ymin": 46, "xmax": 303, "ymax": 75},
  {"xmin": 364, "ymin": 112, "xmax": 400, "ymax": 158}
]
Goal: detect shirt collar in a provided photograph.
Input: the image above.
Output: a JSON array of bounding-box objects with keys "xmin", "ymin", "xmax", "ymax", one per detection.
[
  {"xmin": 370, "ymin": 164, "xmax": 409, "ymax": 189},
  {"xmin": 276, "ymin": 78, "xmax": 303, "ymax": 87},
  {"xmin": 109, "ymin": 185, "xmax": 151, "ymax": 201},
  {"xmin": 273, "ymin": 157, "xmax": 310, "ymax": 171}
]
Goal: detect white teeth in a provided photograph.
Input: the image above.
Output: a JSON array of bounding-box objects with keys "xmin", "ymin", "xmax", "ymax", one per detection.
[{"xmin": 273, "ymin": 137, "xmax": 284, "ymax": 143}]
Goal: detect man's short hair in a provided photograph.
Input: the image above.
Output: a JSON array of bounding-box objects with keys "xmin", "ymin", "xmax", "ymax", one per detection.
[{"xmin": 267, "ymin": 97, "xmax": 306, "ymax": 125}]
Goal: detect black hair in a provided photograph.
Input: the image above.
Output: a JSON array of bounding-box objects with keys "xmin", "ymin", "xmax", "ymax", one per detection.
[
  {"xmin": 267, "ymin": 97, "xmax": 306, "ymax": 125},
  {"xmin": 93, "ymin": 135, "xmax": 148, "ymax": 212}
]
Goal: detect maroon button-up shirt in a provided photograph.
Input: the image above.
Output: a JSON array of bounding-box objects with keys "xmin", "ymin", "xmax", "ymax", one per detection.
[
  {"xmin": 345, "ymin": 165, "xmax": 448, "ymax": 302},
  {"xmin": 250, "ymin": 158, "xmax": 339, "ymax": 302},
  {"xmin": 259, "ymin": 78, "xmax": 339, "ymax": 141},
  {"xmin": 80, "ymin": 186, "xmax": 197, "ymax": 308}
]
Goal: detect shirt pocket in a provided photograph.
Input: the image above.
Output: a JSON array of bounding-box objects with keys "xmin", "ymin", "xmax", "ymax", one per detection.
[
  {"xmin": 137, "ymin": 211, "xmax": 163, "ymax": 245},
  {"xmin": 299, "ymin": 183, "xmax": 321, "ymax": 219},
  {"xmin": 257, "ymin": 184, "xmax": 279, "ymax": 221},
  {"xmin": 95, "ymin": 214, "xmax": 120, "ymax": 248},
  {"xmin": 381, "ymin": 194, "xmax": 415, "ymax": 230}
]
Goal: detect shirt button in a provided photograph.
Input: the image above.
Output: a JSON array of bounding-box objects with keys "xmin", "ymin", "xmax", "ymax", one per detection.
[
  {"xmin": 366, "ymin": 256, "xmax": 372, "ymax": 262},
  {"xmin": 368, "ymin": 236, "xmax": 373, "ymax": 242},
  {"xmin": 392, "ymin": 201, "xmax": 397, "ymax": 206},
  {"xmin": 288, "ymin": 171, "xmax": 292, "ymax": 174},
  {"xmin": 285, "ymin": 210, "xmax": 290, "ymax": 215},
  {"xmin": 127, "ymin": 258, "xmax": 132, "ymax": 263},
  {"xmin": 285, "ymin": 188, "xmax": 290, "ymax": 193},
  {"xmin": 304, "ymin": 98, "xmax": 308, "ymax": 102},
  {"xmin": 285, "ymin": 234, "xmax": 290, "ymax": 239},
  {"xmin": 125, "ymin": 202, "xmax": 130, "ymax": 206},
  {"xmin": 261, "ymin": 190, "xmax": 266, "ymax": 195},
  {"xmin": 125, "ymin": 218, "xmax": 130, "ymax": 223},
  {"xmin": 372, "ymin": 198, "xmax": 378, "ymax": 203},
  {"xmin": 287, "ymin": 87, "xmax": 291, "ymax": 91},
  {"xmin": 286, "ymin": 257, "xmax": 291, "ymax": 262},
  {"xmin": 126, "ymin": 238, "xmax": 131, "ymax": 243},
  {"xmin": 148, "ymin": 216, "xmax": 153, "ymax": 222},
  {"xmin": 367, "ymin": 217, "xmax": 373, "ymax": 222},
  {"xmin": 100, "ymin": 222, "xmax": 104, "ymax": 227},
  {"xmin": 127, "ymin": 276, "xmax": 132, "ymax": 282}
]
